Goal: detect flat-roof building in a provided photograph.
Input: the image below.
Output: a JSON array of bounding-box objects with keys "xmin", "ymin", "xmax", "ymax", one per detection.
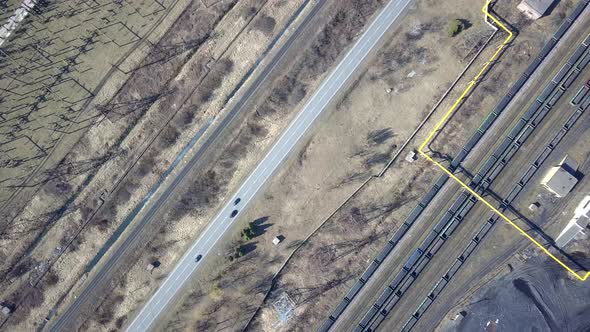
[
  {"xmin": 405, "ymin": 150, "xmax": 417, "ymax": 163},
  {"xmin": 541, "ymin": 155, "xmax": 579, "ymax": 198},
  {"xmin": 517, "ymin": 0, "xmax": 555, "ymax": 20},
  {"xmin": 1, "ymin": 305, "xmax": 11, "ymax": 317},
  {"xmin": 541, "ymin": 167, "xmax": 578, "ymax": 197},
  {"xmin": 555, "ymin": 195, "xmax": 590, "ymax": 248}
]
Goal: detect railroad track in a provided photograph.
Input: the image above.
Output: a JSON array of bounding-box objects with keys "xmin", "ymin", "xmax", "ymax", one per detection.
[{"xmin": 319, "ymin": 0, "xmax": 589, "ymax": 332}]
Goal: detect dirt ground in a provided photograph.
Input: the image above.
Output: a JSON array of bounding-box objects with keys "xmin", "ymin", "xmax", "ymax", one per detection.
[
  {"xmin": 0, "ymin": 0, "xmax": 579, "ymax": 331},
  {"xmin": 0, "ymin": 0, "xmax": 316, "ymax": 330},
  {"xmin": 441, "ymin": 210, "xmax": 590, "ymax": 332},
  {"xmin": 1, "ymin": 0, "xmax": 197, "ymax": 326},
  {"xmin": 449, "ymin": 253, "xmax": 590, "ymax": 332},
  {"xmin": 428, "ymin": 0, "xmax": 576, "ymax": 160},
  {"xmin": 54, "ymin": 0, "xmax": 315, "ymax": 330},
  {"xmin": 106, "ymin": 1, "xmax": 399, "ymax": 330}
]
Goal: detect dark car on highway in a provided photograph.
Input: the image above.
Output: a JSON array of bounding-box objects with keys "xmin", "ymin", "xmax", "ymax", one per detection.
[
  {"xmin": 234, "ymin": 198, "xmax": 241, "ymax": 205},
  {"xmin": 230, "ymin": 210, "xmax": 238, "ymax": 218},
  {"xmin": 195, "ymin": 254, "xmax": 202, "ymax": 262}
]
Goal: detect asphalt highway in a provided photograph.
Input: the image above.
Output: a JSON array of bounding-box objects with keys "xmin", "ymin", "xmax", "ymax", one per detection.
[
  {"xmin": 47, "ymin": 0, "xmax": 328, "ymax": 330},
  {"xmin": 126, "ymin": 0, "xmax": 413, "ymax": 330}
]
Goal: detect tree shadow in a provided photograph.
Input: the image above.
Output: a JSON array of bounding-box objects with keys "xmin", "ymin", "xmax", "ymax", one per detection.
[
  {"xmin": 13, "ymin": 148, "xmax": 124, "ymax": 188},
  {"xmin": 98, "ymin": 89, "xmax": 174, "ymax": 119},
  {"xmin": 367, "ymin": 128, "xmax": 395, "ymax": 145},
  {"xmin": 363, "ymin": 195, "xmax": 417, "ymax": 224},
  {"xmin": 251, "ymin": 216, "xmax": 273, "ymax": 237},
  {"xmin": 459, "ymin": 19, "xmax": 472, "ymax": 31},
  {"xmin": 326, "ymin": 229, "xmax": 389, "ymax": 261},
  {"xmin": 129, "ymin": 36, "xmax": 209, "ymax": 72},
  {"xmin": 240, "ymin": 242, "xmax": 258, "ymax": 256},
  {"xmin": 294, "ymin": 273, "xmax": 355, "ymax": 305}
]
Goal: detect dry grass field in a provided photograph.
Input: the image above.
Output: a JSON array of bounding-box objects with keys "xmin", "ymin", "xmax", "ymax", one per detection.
[
  {"xmin": 152, "ymin": 0, "xmax": 576, "ymax": 331},
  {"xmin": 154, "ymin": 0, "xmax": 558, "ymax": 330},
  {"xmin": 0, "ymin": 0, "xmax": 323, "ymax": 330},
  {"xmin": 0, "ymin": 0, "xmax": 580, "ymax": 331}
]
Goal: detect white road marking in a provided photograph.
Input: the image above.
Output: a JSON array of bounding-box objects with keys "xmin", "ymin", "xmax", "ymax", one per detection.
[{"xmin": 126, "ymin": 0, "xmax": 413, "ymax": 330}]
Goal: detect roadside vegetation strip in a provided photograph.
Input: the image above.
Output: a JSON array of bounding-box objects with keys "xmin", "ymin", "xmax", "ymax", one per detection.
[
  {"xmin": 317, "ymin": 7, "xmax": 503, "ymax": 332},
  {"xmin": 49, "ymin": 1, "xmax": 324, "ymax": 330},
  {"xmin": 419, "ymin": 0, "xmax": 590, "ymax": 281},
  {"xmin": 84, "ymin": 0, "xmax": 317, "ymax": 273},
  {"xmin": 85, "ymin": 119, "xmax": 213, "ymax": 272}
]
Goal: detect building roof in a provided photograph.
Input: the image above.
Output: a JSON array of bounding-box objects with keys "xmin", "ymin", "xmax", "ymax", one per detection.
[
  {"xmin": 541, "ymin": 166, "xmax": 578, "ymax": 197},
  {"xmin": 555, "ymin": 221, "xmax": 584, "ymax": 248},
  {"xmin": 576, "ymin": 215, "xmax": 590, "ymax": 228},
  {"xmin": 555, "ymin": 196, "xmax": 590, "ymax": 248},
  {"xmin": 521, "ymin": 0, "xmax": 554, "ymax": 15},
  {"xmin": 518, "ymin": 0, "xmax": 555, "ymax": 19},
  {"xmin": 575, "ymin": 195, "xmax": 590, "ymax": 216}
]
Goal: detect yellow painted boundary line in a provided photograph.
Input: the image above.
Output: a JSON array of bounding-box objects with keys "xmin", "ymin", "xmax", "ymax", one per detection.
[{"xmin": 418, "ymin": 0, "xmax": 590, "ymax": 281}]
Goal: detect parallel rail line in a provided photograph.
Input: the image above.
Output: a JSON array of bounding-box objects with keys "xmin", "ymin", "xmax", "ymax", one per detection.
[{"xmin": 319, "ymin": 1, "xmax": 588, "ymax": 330}]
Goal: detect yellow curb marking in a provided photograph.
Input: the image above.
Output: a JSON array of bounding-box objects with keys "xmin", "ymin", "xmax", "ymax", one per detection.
[{"xmin": 418, "ymin": 0, "xmax": 590, "ymax": 281}]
